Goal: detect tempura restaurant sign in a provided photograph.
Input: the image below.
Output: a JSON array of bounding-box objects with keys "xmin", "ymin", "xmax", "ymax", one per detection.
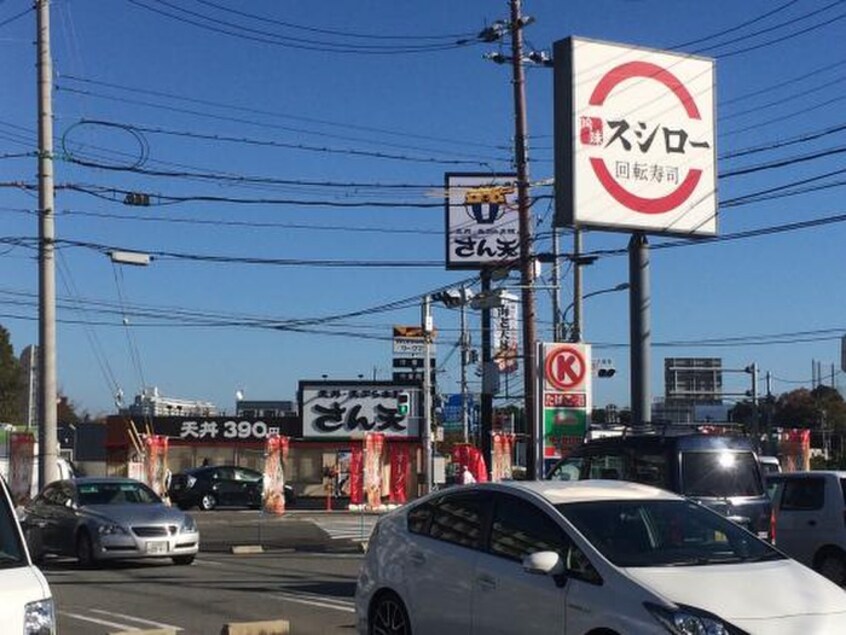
[
  {"xmin": 299, "ymin": 381, "xmax": 421, "ymax": 440},
  {"xmin": 554, "ymin": 37, "xmax": 716, "ymax": 236}
]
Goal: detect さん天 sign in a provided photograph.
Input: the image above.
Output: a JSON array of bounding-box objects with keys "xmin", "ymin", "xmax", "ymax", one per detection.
[{"xmin": 554, "ymin": 37, "xmax": 716, "ymax": 236}]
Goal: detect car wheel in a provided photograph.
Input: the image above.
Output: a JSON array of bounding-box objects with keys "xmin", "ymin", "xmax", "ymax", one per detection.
[
  {"xmin": 816, "ymin": 549, "xmax": 846, "ymax": 586},
  {"xmin": 199, "ymin": 494, "xmax": 217, "ymax": 511},
  {"xmin": 369, "ymin": 591, "xmax": 411, "ymax": 635},
  {"xmin": 172, "ymin": 554, "xmax": 196, "ymax": 566},
  {"xmin": 76, "ymin": 531, "xmax": 96, "ymax": 568}
]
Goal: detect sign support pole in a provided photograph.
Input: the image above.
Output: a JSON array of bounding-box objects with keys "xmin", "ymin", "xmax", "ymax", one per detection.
[
  {"xmin": 480, "ymin": 271, "xmax": 493, "ymax": 473},
  {"xmin": 422, "ymin": 295, "xmax": 433, "ymax": 494},
  {"xmin": 629, "ymin": 232, "xmax": 651, "ymax": 426}
]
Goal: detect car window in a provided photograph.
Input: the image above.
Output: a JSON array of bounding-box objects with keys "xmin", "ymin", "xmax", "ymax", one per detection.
[
  {"xmin": 427, "ymin": 493, "xmax": 488, "ymax": 550},
  {"xmin": 587, "ymin": 454, "xmax": 625, "ymax": 480},
  {"xmin": 559, "ymin": 499, "xmax": 780, "ymax": 568},
  {"xmin": 547, "ymin": 458, "xmax": 583, "ymax": 481},
  {"xmin": 216, "ymin": 467, "xmax": 235, "ymax": 481},
  {"xmin": 681, "ymin": 451, "xmax": 763, "ymax": 497},
  {"xmin": 39, "ymin": 483, "xmax": 64, "ymax": 506},
  {"xmin": 77, "ymin": 482, "xmax": 161, "ymax": 505},
  {"xmin": 407, "ymin": 500, "xmax": 434, "ymax": 535},
  {"xmin": 233, "ymin": 468, "xmax": 259, "ymax": 482},
  {"xmin": 0, "ymin": 479, "xmax": 26, "ymax": 564},
  {"xmin": 781, "ymin": 478, "xmax": 824, "ymax": 511},
  {"xmin": 489, "ymin": 493, "xmax": 568, "ymax": 562},
  {"xmin": 630, "ymin": 453, "xmax": 669, "ymax": 488}
]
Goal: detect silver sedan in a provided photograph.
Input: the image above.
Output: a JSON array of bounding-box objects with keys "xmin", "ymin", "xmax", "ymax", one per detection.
[{"xmin": 22, "ymin": 477, "xmax": 199, "ymax": 567}]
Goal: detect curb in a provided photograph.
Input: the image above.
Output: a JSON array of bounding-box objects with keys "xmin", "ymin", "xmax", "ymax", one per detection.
[
  {"xmin": 221, "ymin": 619, "xmax": 290, "ymax": 635},
  {"xmin": 231, "ymin": 545, "xmax": 264, "ymax": 554}
]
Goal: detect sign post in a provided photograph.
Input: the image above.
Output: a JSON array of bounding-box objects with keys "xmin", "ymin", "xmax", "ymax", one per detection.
[{"xmin": 538, "ymin": 342, "xmax": 592, "ymax": 476}]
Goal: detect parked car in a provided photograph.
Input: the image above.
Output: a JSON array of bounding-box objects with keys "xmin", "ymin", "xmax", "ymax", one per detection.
[
  {"xmin": 759, "ymin": 455, "xmax": 782, "ymax": 474},
  {"xmin": 0, "ymin": 474, "xmax": 55, "ymax": 634},
  {"xmin": 356, "ymin": 480, "xmax": 846, "ymax": 635},
  {"xmin": 20, "ymin": 477, "xmax": 199, "ymax": 567},
  {"xmin": 545, "ymin": 431, "xmax": 773, "ymax": 540},
  {"xmin": 168, "ymin": 465, "xmax": 295, "ymax": 511},
  {"xmin": 767, "ymin": 470, "xmax": 846, "ymax": 585}
]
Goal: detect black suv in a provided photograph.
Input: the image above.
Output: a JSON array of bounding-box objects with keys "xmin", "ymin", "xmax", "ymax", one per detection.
[{"xmin": 546, "ymin": 432, "xmax": 772, "ymax": 540}]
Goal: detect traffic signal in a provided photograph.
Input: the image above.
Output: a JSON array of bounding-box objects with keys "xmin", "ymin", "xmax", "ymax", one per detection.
[
  {"xmin": 397, "ymin": 392, "xmax": 410, "ymax": 416},
  {"xmin": 597, "ymin": 367, "xmax": 616, "ymax": 378}
]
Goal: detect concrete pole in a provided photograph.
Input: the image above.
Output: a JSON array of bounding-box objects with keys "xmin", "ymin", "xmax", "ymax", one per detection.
[
  {"xmin": 37, "ymin": 0, "xmax": 59, "ymax": 490},
  {"xmin": 422, "ymin": 295, "xmax": 433, "ymax": 494},
  {"xmin": 628, "ymin": 233, "xmax": 651, "ymax": 426},
  {"xmin": 480, "ymin": 271, "xmax": 493, "ymax": 469},
  {"xmin": 509, "ymin": 0, "xmax": 539, "ymax": 480},
  {"xmin": 460, "ymin": 287, "xmax": 469, "ymax": 444},
  {"xmin": 572, "ymin": 228, "xmax": 584, "ymax": 343},
  {"xmin": 551, "ymin": 228, "xmax": 561, "ymax": 341}
]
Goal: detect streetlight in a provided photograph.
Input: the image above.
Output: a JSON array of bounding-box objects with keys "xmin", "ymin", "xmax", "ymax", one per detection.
[{"xmin": 560, "ymin": 282, "xmax": 629, "ymax": 342}]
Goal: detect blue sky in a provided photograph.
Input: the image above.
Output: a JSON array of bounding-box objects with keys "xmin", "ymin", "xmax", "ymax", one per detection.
[{"xmin": 1, "ymin": 0, "xmax": 844, "ymax": 417}]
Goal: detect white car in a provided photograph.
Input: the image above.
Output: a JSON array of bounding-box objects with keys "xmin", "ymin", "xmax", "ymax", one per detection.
[
  {"xmin": 0, "ymin": 475, "xmax": 55, "ymax": 635},
  {"xmin": 355, "ymin": 480, "xmax": 846, "ymax": 635},
  {"xmin": 767, "ymin": 471, "xmax": 846, "ymax": 585}
]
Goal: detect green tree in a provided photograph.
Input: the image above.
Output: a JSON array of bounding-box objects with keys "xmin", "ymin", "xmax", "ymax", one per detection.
[{"xmin": 0, "ymin": 325, "xmax": 22, "ymax": 422}]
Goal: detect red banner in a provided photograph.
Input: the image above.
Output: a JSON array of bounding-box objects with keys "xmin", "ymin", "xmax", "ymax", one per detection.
[
  {"xmin": 263, "ymin": 435, "xmax": 289, "ymax": 515},
  {"xmin": 364, "ymin": 432, "xmax": 385, "ymax": 510},
  {"xmin": 451, "ymin": 444, "xmax": 488, "ymax": 483},
  {"xmin": 144, "ymin": 435, "xmax": 169, "ymax": 500},
  {"xmin": 389, "ymin": 445, "xmax": 409, "ymax": 504},
  {"xmin": 349, "ymin": 446, "xmax": 364, "ymax": 505},
  {"xmin": 491, "ymin": 432, "xmax": 516, "ymax": 482},
  {"xmin": 9, "ymin": 432, "xmax": 35, "ymax": 505}
]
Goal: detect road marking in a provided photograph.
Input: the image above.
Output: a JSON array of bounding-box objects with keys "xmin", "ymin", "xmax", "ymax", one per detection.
[
  {"xmin": 91, "ymin": 609, "xmax": 183, "ymax": 630},
  {"xmin": 63, "ymin": 610, "xmax": 184, "ymax": 631},
  {"xmin": 268, "ymin": 591, "xmax": 355, "ymax": 613}
]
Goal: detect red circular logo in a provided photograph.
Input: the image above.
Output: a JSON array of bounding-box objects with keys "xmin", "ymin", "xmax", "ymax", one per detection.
[
  {"xmin": 545, "ymin": 346, "xmax": 587, "ymax": 391},
  {"xmin": 588, "ymin": 61, "xmax": 703, "ymax": 214}
]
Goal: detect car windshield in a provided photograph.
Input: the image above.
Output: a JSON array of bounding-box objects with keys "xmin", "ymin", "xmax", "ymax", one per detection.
[
  {"xmin": 0, "ymin": 484, "xmax": 26, "ymax": 567},
  {"xmin": 681, "ymin": 451, "xmax": 763, "ymax": 497},
  {"xmin": 557, "ymin": 499, "xmax": 781, "ymax": 568},
  {"xmin": 78, "ymin": 482, "xmax": 161, "ymax": 506}
]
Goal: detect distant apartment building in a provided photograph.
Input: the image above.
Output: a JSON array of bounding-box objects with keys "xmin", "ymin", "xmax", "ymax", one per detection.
[
  {"xmin": 123, "ymin": 386, "xmax": 219, "ymax": 418},
  {"xmin": 653, "ymin": 357, "xmax": 724, "ymax": 424}
]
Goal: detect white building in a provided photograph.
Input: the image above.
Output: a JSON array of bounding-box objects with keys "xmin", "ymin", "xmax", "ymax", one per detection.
[{"xmin": 123, "ymin": 387, "xmax": 218, "ymax": 418}]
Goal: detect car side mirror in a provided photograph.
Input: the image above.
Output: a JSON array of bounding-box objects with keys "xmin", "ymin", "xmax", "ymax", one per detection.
[
  {"xmin": 64, "ymin": 499, "xmax": 77, "ymax": 510},
  {"xmin": 523, "ymin": 551, "xmax": 567, "ymax": 588}
]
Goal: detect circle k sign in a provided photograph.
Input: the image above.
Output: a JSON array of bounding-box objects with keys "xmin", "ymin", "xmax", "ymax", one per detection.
[{"xmin": 544, "ymin": 344, "xmax": 589, "ymax": 392}]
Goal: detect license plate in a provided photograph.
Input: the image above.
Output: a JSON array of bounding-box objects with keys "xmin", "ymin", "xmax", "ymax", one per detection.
[{"xmin": 146, "ymin": 541, "xmax": 168, "ymax": 554}]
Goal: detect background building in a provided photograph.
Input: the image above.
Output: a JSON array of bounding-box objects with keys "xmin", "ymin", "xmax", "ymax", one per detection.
[
  {"xmin": 123, "ymin": 387, "xmax": 218, "ymax": 418},
  {"xmin": 654, "ymin": 358, "xmax": 724, "ymax": 424}
]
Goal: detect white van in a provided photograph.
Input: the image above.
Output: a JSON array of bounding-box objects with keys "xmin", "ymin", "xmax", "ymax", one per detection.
[{"xmin": 0, "ymin": 474, "xmax": 55, "ymax": 634}]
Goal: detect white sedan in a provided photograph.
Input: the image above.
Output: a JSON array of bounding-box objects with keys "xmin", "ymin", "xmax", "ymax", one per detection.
[{"xmin": 355, "ymin": 480, "xmax": 846, "ymax": 635}]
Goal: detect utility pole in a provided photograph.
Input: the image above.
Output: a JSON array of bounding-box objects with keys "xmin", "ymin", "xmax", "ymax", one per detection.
[
  {"xmin": 37, "ymin": 0, "xmax": 59, "ymax": 490},
  {"xmin": 422, "ymin": 295, "xmax": 433, "ymax": 494},
  {"xmin": 459, "ymin": 287, "xmax": 470, "ymax": 444},
  {"xmin": 572, "ymin": 228, "xmax": 584, "ymax": 343},
  {"xmin": 509, "ymin": 0, "xmax": 539, "ymax": 480},
  {"xmin": 551, "ymin": 228, "xmax": 561, "ymax": 341}
]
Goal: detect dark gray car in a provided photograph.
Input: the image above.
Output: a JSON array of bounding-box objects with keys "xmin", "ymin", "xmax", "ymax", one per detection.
[{"xmin": 21, "ymin": 477, "xmax": 199, "ymax": 567}]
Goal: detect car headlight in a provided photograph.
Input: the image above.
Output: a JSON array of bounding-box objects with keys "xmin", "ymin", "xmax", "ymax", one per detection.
[
  {"xmin": 180, "ymin": 514, "xmax": 197, "ymax": 533},
  {"xmin": 645, "ymin": 602, "xmax": 743, "ymax": 635},
  {"xmin": 97, "ymin": 523, "xmax": 128, "ymax": 536},
  {"xmin": 186, "ymin": 475, "xmax": 197, "ymax": 488},
  {"xmin": 24, "ymin": 598, "xmax": 56, "ymax": 635}
]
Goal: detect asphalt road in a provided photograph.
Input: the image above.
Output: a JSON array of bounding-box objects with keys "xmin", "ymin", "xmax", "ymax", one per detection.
[{"xmin": 42, "ymin": 509, "xmax": 377, "ymax": 635}]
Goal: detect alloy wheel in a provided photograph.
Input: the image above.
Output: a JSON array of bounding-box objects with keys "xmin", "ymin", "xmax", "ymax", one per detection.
[{"xmin": 370, "ymin": 594, "xmax": 411, "ymax": 635}]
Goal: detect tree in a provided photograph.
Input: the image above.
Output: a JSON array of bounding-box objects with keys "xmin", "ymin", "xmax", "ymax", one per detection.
[{"xmin": 0, "ymin": 325, "xmax": 22, "ymax": 423}]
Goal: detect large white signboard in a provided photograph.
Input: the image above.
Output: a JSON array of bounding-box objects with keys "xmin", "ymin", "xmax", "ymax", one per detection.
[
  {"xmin": 445, "ymin": 173, "xmax": 520, "ymax": 269},
  {"xmin": 554, "ymin": 37, "xmax": 716, "ymax": 236},
  {"xmin": 300, "ymin": 382, "xmax": 421, "ymax": 440}
]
